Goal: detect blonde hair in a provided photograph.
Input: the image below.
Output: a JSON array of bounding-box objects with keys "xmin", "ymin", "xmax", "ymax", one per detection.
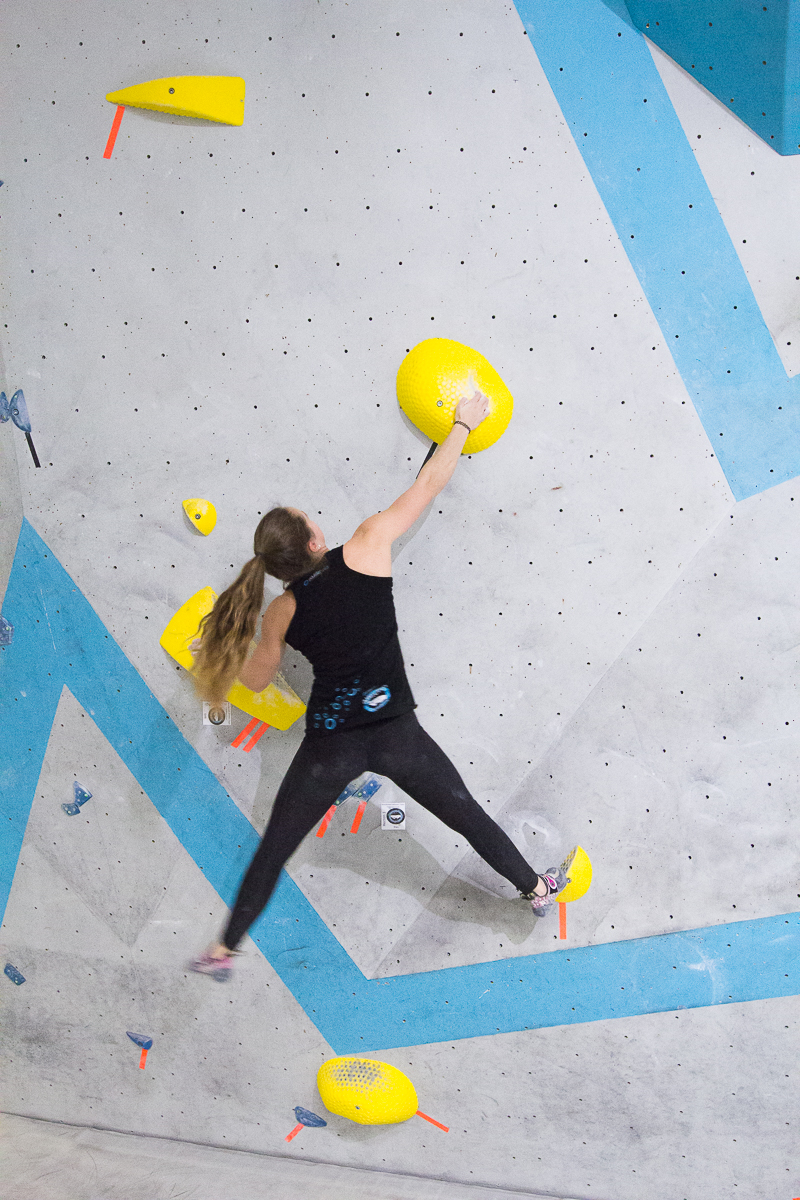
[{"xmin": 192, "ymin": 507, "xmax": 317, "ymax": 705}]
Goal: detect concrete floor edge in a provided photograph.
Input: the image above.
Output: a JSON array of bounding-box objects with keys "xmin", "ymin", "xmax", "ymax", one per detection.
[{"xmin": 0, "ymin": 1112, "xmax": 584, "ymax": 1200}]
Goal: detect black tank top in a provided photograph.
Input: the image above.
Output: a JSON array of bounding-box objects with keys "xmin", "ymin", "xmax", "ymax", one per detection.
[{"xmin": 285, "ymin": 546, "xmax": 416, "ymax": 736}]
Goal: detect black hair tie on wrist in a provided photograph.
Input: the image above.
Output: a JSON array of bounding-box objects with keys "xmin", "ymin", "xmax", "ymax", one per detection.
[{"xmin": 453, "ymin": 419, "xmax": 471, "ymax": 434}]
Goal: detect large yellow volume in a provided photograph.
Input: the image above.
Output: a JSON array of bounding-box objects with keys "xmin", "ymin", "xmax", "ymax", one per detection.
[
  {"xmin": 396, "ymin": 339, "xmax": 513, "ymax": 453},
  {"xmin": 159, "ymin": 587, "xmax": 305, "ymax": 730},
  {"xmin": 106, "ymin": 76, "xmax": 245, "ymax": 126},
  {"xmin": 317, "ymin": 1058, "xmax": 418, "ymax": 1126}
]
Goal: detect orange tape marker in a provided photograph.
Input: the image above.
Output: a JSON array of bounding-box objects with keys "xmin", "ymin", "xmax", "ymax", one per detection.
[
  {"xmin": 416, "ymin": 1109, "xmax": 449, "ymax": 1132},
  {"xmin": 285, "ymin": 1123, "xmax": 303, "ymax": 1142},
  {"xmin": 139, "ymin": 1047, "xmax": 148, "ymax": 1070},
  {"xmin": 559, "ymin": 902, "xmax": 567, "ymax": 940},
  {"xmin": 103, "ymin": 105, "xmax": 125, "ymax": 159},
  {"xmin": 231, "ymin": 716, "xmax": 259, "ymax": 749},
  {"xmin": 350, "ymin": 799, "xmax": 367, "ymax": 833},
  {"xmin": 316, "ymin": 805, "xmax": 336, "ymax": 838},
  {"xmin": 243, "ymin": 722, "xmax": 268, "ymax": 752}
]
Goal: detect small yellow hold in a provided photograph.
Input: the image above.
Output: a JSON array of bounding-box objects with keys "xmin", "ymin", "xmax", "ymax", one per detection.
[
  {"xmin": 159, "ymin": 587, "xmax": 306, "ymax": 730},
  {"xmin": 557, "ymin": 845, "xmax": 593, "ymax": 904},
  {"xmin": 183, "ymin": 498, "xmax": 217, "ymax": 536},
  {"xmin": 317, "ymin": 1057, "xmax": 418, "ymax": 1126},
  {"xmin": 396, "ymin": 339, "xmax": 513, "ymax": 453},
  {"xmin": 106, "ymin": 75, "xmax": 245, "ymax": 126}
]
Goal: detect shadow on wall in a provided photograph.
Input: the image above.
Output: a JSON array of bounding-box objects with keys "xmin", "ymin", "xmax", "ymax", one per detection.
[{"xmin": 296, "ymin": 795, "xmax": 540, "ymax": 946}]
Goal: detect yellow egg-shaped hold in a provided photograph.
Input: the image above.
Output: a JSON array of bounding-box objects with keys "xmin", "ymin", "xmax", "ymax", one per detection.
[
  {"xmin": 557, "ymin": 845, "xmax": 593, "ymax": 904},
  {"xmin": 183, "ymin": 498, "xmax": 217, "ymax": 535},
  {"xmin": 396, "ymin": 339, "xmax": 513, "ymax": 454},
  {"xmin": 317, "ymin": 1057, "xmax": 418, "ymax": 1126}
]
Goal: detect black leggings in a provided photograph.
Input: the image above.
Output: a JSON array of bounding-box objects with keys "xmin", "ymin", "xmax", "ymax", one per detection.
[{"xmin": 222, "ymin": 711, "xmax": 539, "ymax": 950}]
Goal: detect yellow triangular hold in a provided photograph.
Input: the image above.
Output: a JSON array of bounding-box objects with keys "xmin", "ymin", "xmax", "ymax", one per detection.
[
  {"xmin": 106, "ymin": 76, "xmax": 245, "ymax": 126},
  {"xmin": 159, "ymin": 587, "xmax": 305, "ymax": 730}
]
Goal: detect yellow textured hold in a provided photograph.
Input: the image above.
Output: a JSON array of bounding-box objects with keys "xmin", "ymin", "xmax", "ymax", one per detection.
[
  {"xmin": 557, "ymin": 845, "xmax": 593, "ymax": 904},
  {"xmin": 396, "ymin": 339, "xmax": 513, "ymax": 453},
  {"xmin": 106, "ymin": 76, "xmax": 245, "ymax": 126},
  {"xmin": 182, "ymin": 498, "xmax": 217, "ymax": 536},
  {"xmin": 317, "ymin": 1057, "xmax": 418, "ymax": 1126},
  {"xmin": 159, "ymin": 587, "xmax": 305, "ymax": 730}
]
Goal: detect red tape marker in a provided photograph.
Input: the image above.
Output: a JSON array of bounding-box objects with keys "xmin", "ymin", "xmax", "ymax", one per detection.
[
  {"xmin": 559, "ymin": 902, "xmax": 567, "ymax": 940},
  {"xmin": 285, "ymin": 1123, "xmax": 303, "ymax": 1142},
  {"xmin": 416, "ymin": 1109, "xmax": 449, "ymax": 1132},
  {"xmin": 139, "ymin": 1047, "xmax": 148, "ymax": 1070},
  {"xmin": 316, "ymin": 805, "xmax": 336, "ymax": 838},
  {"xmin": 231, "ymin": 717, "xmax": 260, "ymax": 749},
  {"xmin": 103, "ymin": 105, "xmax": 125, "ymax": 159},
  {"xmin": 243, "ymin": 722, "xmax": 269, "ymax": 752},
  {"xmin": 350, "ymin": 799, "xmax": 367, "ymax": 833}
]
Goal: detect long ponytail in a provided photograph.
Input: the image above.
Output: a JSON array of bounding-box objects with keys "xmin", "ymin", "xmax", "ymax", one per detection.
[
  {"xmin": 191, "ymin": 507, "xmax": 318, "ymax": 706},
  {"xmin": 192, "ymin": 556, "xmax": 267, "ymax": 706}
]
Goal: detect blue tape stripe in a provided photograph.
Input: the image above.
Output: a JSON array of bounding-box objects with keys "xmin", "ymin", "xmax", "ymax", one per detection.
[
  {"xmin": 1, "ymin": 520, "xmax": 798, "ymax": 1052},
  {"xmin": 513, "ymin": 0, "xmax": 800, "ymax": 500}
]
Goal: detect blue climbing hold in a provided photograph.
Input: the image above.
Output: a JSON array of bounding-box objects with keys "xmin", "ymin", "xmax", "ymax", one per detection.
[
  {"xmin": 0, "ymin": 616, "xmax": 13, "ymax": 646},
  {"xmin": 62, "ymin": 781, "xmax": 92, "ymax": 816},
  {"xmin": 353, "ymin": 775, "xmax": 382, "ymax": 802},
  {"xmin": 4, "ymin": 963, "xmax": 25, "ymax": 985},
  {"xmin": 332, "ymin": 772, "xmax": 382, "ymax": 808},
  {"xmin": 0, "ymin": 392, "xmax": 10, "ymax": 422},
  {"xmin": 294, "ymin": 1106, "xmax": 327, "ymax": 1128},
  {"xmin": 73, "ymin": 782, "xmax": 92, "ymax": 805},
  {"xmin": 126, "ymin": 1031, "xmax": 153, "ymax": 1050},
  {"xmin": 9, "ymin": 390, "xmax": 31, "ymax": 434}
]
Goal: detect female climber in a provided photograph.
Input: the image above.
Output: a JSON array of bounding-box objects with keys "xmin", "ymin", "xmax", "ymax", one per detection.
[{"xmin": 189, "ymin": 390, "xmax": 565, "ymax": 980}]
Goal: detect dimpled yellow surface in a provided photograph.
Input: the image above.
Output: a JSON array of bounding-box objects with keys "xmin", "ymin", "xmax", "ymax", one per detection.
[
  {"xmin": 396, "ymin": 339, "xmax": 513, "ymax": 453},
  {"xmin": 557, "ymin": 844, "xmax": 593, "ymax": 904},
  {"xmin": 159, "ymin": 588, "xmax": 305, "ymax": 730},
  {"xmin": 317, "ymin": 1057, "xmax": 418, "ymax": 1125}
]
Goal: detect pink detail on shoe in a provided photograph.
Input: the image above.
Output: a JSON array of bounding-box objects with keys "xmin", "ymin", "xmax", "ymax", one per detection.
[{"xmin": 190, "ymin": 951, "xmax": 233, "ymax": 980}]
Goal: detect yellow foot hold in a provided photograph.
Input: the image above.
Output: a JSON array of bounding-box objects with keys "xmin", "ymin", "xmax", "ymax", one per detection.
[
  {"xmin": 182, "ymin": 498, "xmax": 217, "ymax": 535},
  {"xmin": 159, "ymin": 588, "xmax": 305, "ymax": 730},
  {"xmin": 557, "ymin": 845, "xmax": 593, "ymax": 904},
  {"xmin": 317, "ymin": 1058, "xmax": 418, "ymax": 1126},
  {"xmin": 396, "ymin": 339, "xmax": 513, "ymax": 453},
  {"xmin": 106, "ymin": 76, "xmax": 245, "ymax": 126}
]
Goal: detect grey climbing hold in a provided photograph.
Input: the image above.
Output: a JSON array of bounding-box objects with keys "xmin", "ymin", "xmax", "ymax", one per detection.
[{"xmin": 0, "ymin": 616, "xmax": 13, "ymax": 646}]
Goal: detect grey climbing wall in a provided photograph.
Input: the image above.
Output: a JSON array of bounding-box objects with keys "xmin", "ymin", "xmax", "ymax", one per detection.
[{"xmin": 1, "ymin": 2, "xmax": 798, "ymax": 1199}]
